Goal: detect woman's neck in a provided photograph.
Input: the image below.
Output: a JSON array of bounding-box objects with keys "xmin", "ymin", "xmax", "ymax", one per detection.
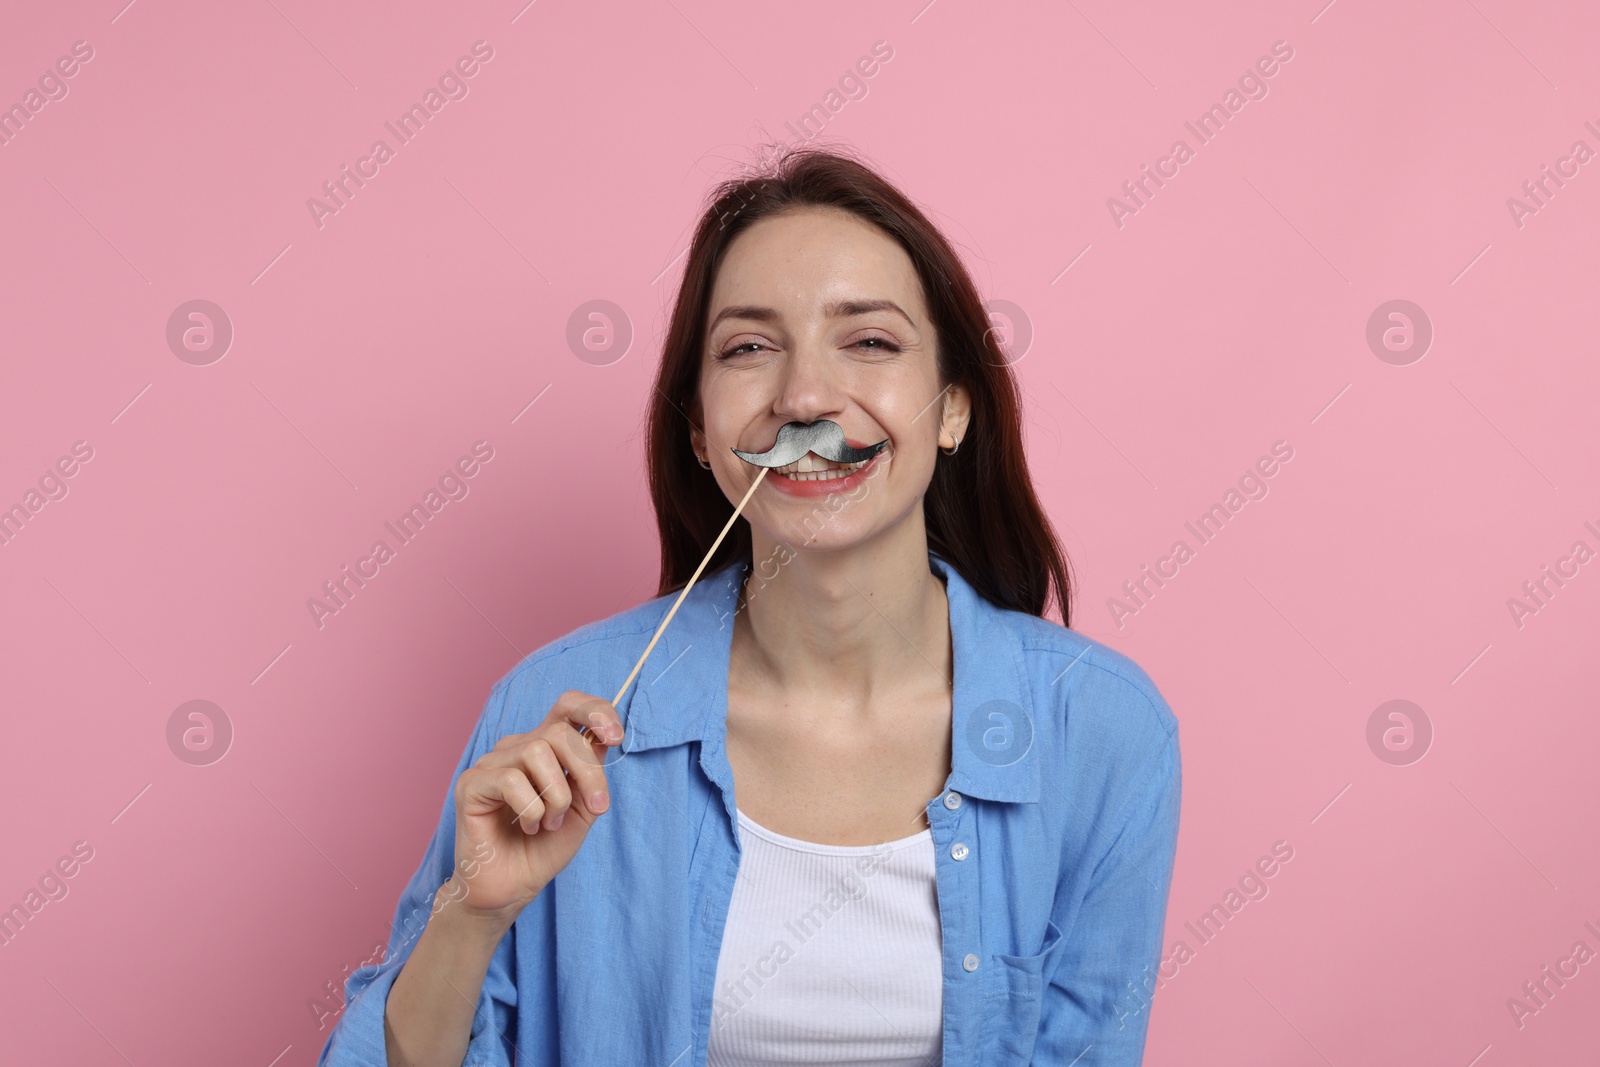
[{"xmin": 734, "ymin": 515, "xmax": 952, "ymax": 706}]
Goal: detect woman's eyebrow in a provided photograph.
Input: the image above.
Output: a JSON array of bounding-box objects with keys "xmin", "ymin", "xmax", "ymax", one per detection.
[
  {"xmin": 827, "ymin": 299, "xmax": 915, "ymax": 327},
  {"xmin": 708, "ymin": 300, "xmax": 915, "ymax": 331}
]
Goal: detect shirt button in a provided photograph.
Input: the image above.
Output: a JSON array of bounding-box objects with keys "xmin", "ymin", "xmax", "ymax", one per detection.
[
  {"xmin": 943, "ymin": 791, "xmax": 963, "ymax": 810},
  {"xmin": 951, "ymin": 842, "xmax": 969, "ymax": 861},
  {"xmin": 962, "ymin": 953, "xmax": 980, "ymax": 972}
]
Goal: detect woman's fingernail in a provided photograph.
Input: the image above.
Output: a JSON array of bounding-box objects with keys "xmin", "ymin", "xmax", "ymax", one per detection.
[
  {"xmin": 550, "ymin": 811, "xmax": 564, "ymax": 830},
  {"xmin": 590, "ymin": 791, "xmax": 609, "ymax": 813}
]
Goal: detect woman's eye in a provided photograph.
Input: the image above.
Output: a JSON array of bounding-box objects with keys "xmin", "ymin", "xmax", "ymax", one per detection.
[
  {"xmin": 717, "ymin": 337, "xmax": 900, "ymax": 358},
  {"xmin": 854, "ymin": 337, "xmax": 901, "ymax": 353}
]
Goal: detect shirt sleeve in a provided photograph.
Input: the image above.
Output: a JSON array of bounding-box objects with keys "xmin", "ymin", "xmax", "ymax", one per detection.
[
  {"xmin": 315, "ymin": 680, "xmax": 520, "ymax": 1067},
  {"xmin": 1035, "ymin": 720, "xmax": 1182, "ymax": 1065}
]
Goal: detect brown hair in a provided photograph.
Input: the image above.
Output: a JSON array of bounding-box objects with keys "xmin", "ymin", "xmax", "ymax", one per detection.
[{"xmin": 645, "ymin": 143, "xmax": 1075, "ymax": 625}]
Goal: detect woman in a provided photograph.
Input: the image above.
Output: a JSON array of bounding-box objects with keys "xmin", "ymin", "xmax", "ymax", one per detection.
[{"xmin": 317, "ymin": 145, "xmax": 1181, "ymax": 1067}]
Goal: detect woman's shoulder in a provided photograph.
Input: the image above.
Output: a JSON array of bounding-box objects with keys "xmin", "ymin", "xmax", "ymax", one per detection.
[{"xmin": 1005, "ymin": 608, "xmax": 1179, "ymax": 743}]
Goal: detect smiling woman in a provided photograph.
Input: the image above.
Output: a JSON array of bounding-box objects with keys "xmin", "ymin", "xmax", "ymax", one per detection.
[
  {"xmin": 653, "ymin": 150, "xmax": 1070, "ymax": 619},
  {"xmin": 317, "ymin": 144, "xmax": 1181, "ymax": 1067}
]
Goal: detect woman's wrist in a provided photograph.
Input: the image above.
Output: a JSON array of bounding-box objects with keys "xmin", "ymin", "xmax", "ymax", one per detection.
[
  {"xmin": 384, "ymin": 879, "xmax": 520, "ymax": 1066},
  {"xmin": 431, "ymin": 877, "xmax": 533, "ymax": 942}
]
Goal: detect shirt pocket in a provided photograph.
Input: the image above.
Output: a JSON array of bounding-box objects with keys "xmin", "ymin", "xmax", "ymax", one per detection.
[{"xmin": 982, "ymin": 917, "xmax": 1067, "ymax": 1065}]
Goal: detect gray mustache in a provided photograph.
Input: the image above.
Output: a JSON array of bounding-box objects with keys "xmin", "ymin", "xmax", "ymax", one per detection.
[{"xmin": 731, "ymin": 419, "xmax": 889, "ymax": 468}]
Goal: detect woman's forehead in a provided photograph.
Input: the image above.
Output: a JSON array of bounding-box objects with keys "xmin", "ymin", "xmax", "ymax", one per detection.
[{"xmin": 709, "ymin": 209, "xmax": 925, "ymax": 318}]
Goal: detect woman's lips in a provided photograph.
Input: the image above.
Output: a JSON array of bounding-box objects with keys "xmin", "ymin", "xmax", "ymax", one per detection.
[{"xmin": 765, "ymin": 447, "xmax": 890, "ymax": 497}]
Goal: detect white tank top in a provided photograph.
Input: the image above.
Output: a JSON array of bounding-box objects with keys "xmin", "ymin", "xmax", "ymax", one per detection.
[{"xmin": 706, "ymin": 808, "xmax": 944, "ymax": 1066}]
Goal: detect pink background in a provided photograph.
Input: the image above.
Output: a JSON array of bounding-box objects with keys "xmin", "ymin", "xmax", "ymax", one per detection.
[{"xmin": 3, "ymin": 1, "xmax": 1598, "ymax": 1064}]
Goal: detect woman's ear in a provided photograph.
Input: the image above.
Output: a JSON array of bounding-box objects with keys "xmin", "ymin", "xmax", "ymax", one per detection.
[
  {"xmin": 686, "ymin": 396, "xmax": 707, "ymax": 459},
  {"xmin": 940, "ymin": 383, "xmax": 973, "ymax": 449}
]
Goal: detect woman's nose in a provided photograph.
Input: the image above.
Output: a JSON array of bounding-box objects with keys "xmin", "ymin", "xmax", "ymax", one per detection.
[{"xmin": 772, "ymin": 339, "xmax": 847, "ymax": 423}]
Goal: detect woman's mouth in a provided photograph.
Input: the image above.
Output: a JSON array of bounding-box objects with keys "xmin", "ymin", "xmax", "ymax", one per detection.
[
  {"xmin": 774, "ymin": 453, "xmax": 872, "ymax": 481},
  {"xmin": 765, "ymin": 444, "xmax": 891, "ymax": 496}
]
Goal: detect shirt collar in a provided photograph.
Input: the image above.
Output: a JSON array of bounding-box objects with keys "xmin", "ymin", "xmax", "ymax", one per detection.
[{"xmin": 620, "ymin": 550, "xmax": 1040, "ymax": 804}]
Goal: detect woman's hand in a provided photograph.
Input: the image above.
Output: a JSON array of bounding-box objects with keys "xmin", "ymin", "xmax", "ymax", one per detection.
[{"xmin": 447, "ymin": 690, "xmax": 624, "ymax": 924}]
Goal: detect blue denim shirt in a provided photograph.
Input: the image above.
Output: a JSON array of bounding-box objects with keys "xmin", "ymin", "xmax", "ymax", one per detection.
[{"xmin": 316, "ymin": 551, "xmax": 1181, "ymax": 1066}]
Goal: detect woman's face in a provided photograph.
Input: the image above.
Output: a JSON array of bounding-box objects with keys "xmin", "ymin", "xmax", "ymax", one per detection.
[{"xmin": 693, "ymin": 205, "xmax": 970, "ymax": 553}]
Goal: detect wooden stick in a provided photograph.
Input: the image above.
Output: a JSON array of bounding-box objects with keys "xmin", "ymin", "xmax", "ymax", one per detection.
[{"xmin": 590, "ymin": 466, "xmax": 769, "ymax": 735}]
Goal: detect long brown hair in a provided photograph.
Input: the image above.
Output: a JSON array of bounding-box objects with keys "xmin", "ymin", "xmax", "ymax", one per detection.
[{"xmin": 645, "ymin": 143, "xmax": 1075, "ymax": 625}]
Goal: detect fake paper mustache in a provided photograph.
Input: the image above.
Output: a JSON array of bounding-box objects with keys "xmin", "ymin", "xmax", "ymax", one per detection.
[{"xmin": 731, "ymin": 419, "xmax": 890, "ymax": 468}]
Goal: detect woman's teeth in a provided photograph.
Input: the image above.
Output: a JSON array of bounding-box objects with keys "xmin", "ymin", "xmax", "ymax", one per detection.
[{"xmin": 775, "ymin": 452, "xmax": 873, "ymax": 480}]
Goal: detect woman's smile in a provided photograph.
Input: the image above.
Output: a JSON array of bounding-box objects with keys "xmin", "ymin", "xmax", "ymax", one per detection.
[{"xmin": 765, "ymin": 444, "xmax": 891, "ymax": 497}]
